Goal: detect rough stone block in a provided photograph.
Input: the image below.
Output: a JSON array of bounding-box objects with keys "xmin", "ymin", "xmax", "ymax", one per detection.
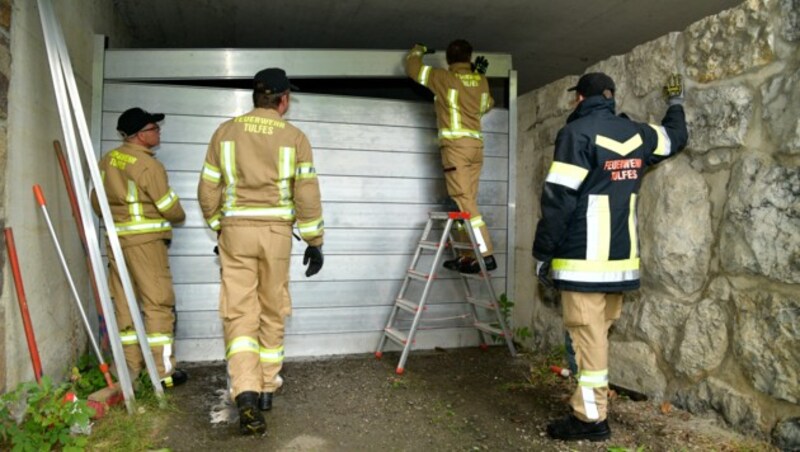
[
  {"xmin": 634, "ymin": 293, "xmax": 692, "ymax": 360},
  {"xmin": 625, "ymin": 33, "xmax": 681, "ymax": 98},
  {"xmin": 685, "ymin": 85, "xmax": 754, "ymax": 153},
  {"xmin": 772, "ymin": 417, "xmax": 800, "ymax": 451},
  {"xmin": 780, "ymin": 0, "xmax": 800, "ymax": 42},
  {"xmin": 674, "ymin": 299, "xmax": 729, "ymax": 380},
  {"xmin": 761, "ymin": 68, "xmax": 800, "ymax": 155},
  {"xmin": 609, "ymin": 340, "xmax": 667, "ymax": 399},
  {"xmin": 676, "ymin": 377, "xmax": 764, "ymax": 435}
]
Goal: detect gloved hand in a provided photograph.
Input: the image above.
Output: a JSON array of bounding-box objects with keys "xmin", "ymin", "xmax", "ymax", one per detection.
[
  {"xmin": 536, "ymin": 260, "xmax": 553, "ymax": 288},
  {"xmin": 414, "ymin": 43, "xmax": 435, "ymax": 55},
  {"xmin": 213, "ymin": 230, "xmax": 221, "ymax": 255},
  {"xmin": 472, "ymin": 56, "xmax": 489, "ymax": 75},
  {"xmin": 663, "ymin": 73, "xmax": 684, "ymax": 106},
  {"xmin": 303, "ymin": 246, "xmax": 324, "ymax": 277}
]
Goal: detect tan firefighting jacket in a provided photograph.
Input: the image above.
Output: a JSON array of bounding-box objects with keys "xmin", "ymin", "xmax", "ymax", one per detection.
[
  {"xmin": 405, "ymin": 45, "xmax": 494, "ymax": 144},
  {"xmin": 93, "ymin": 142, "xmax": 185, "ymax": 247},
  {"xmin": 197, "ymin": 107, "xmax": 324, "ymax": 247}
]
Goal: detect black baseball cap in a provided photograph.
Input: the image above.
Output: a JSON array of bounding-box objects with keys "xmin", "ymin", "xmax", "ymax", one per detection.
[
  {"xmin": 117, "ymin": 107, "xmax": 165, "ymax": 136},
  {"xmin": 254, "ymin": 68, "xmax": 299, "ymax": 94},
  {"xmin": 568, "ymin": 72, "xmax": 616, "ymax": 97}
]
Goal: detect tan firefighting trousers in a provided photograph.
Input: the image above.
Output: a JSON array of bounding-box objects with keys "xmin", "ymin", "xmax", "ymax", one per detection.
[
  {"xmin": 108, "ymin": 239, "xmax": 177, "ymax": 379},
  {"xmin": 219, "ymin": 223, "xmax": 292, "ymax": 399},
  {"xmin": 441, "ymin": 143, "xmax": 493, "ymax": 257},
  {"xmin": 561, "ymin": 291, "xmax": 623, "ymax": 422}
]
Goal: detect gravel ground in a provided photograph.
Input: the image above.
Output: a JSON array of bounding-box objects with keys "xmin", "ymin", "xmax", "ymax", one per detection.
[{"xmin": 151, "ymin": 347, "xmax": 774, "ymax": 451}]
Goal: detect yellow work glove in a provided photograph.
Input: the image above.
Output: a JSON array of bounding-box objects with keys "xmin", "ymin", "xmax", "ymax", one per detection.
[{"xmin": 663, "ymin": 73, "xmax": 684, "ymax": 106}]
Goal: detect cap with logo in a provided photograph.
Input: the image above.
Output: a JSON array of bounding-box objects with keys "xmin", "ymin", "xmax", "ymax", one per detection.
[
  {"xmin": 253, "ymin": 68, "xmax": 299, "ymax": 94},
  {"xmin": 567, "ymin": 72, "xmax": 616, "ymax": 97},
  {"xmin": 117, "ymin": 107, "xmax": 165, "ymax": 137}
]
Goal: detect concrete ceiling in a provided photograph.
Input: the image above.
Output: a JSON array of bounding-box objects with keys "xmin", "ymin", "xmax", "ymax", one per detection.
[{"xmin": 111, "ymin": 0, "xmax": 743, "ymax": 93}]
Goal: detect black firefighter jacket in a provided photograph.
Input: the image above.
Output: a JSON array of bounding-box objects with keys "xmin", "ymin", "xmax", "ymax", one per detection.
[{"xmin": 533, "ymin": 96, "xmax": 688, "ymax": 293}]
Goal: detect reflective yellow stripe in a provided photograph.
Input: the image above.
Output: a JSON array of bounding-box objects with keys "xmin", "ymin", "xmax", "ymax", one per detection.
[
  {"xmin": 648, "ymin": 124, "xmax": 672, "ymax": 156},
  {"xmin": 298, "ymin": 217, "xmax": 324, "ymax": 239},
  {"xmin": 545, "ymin": 161, "xmax": 589, "ymax": 190},
  {"xmin": 479, "ymin": 92, "xmax": 490, "ymax": 115},
  {"xmin": 552, "ymin": 258, "xmax": 639, "ymax": 272},
  {"xmin": 438, "ymin": 129, "xmax": 483, "ymax": 140},
  {"xmin": 259, "ymin": 345, "xmax": 285, "ymax": 363},
  {"xmin": 223, "ymin": 205, "xmax": 295, "ymax": 220},
  {"xmin": 207, "ymin": 212, "xmax": 221, "ymax": 231},
  {"xmin": 579, "ymin": 369, "xmax": 608, "ymax": 388},
  {"xmin": 470, "ymin": 216, "xmax": 485, "ymax": 229},
  {"xmin": 595, "ymin": 133, "xmax": 642, "ymax": 156},
  {"xmin": 114, "ymin": 219, "xmax": 172, "ymax": 236},
  {"xmin": 202, "ymin": 162, "xmax": 221, "ymax": 183},
  {"xmin": 278, "ymin": 146, "xmax": 296, "ymax": 206},
  {"xmin": 296, "ymin": 162, "xmax": 317, "ymax": 180},
  {"xmin": 586, "ymin": 195, "xmax": 610, "ymax": 261},
  {"xmin": 447, "ymin": 89, "xmax": 460, "ymax": 130},
  {"xmin": 629, "ymin": 194, "xmax": 638, "ymax": 259},
  {"xmin": 155, "ymin": 189, "xmax": 178, "ymax": 211},
  {"xmin": 221, "ymin": 141, "xmax": 237, "ymax": 210},
  {"xmin": 162, "ymin": 376, "xmax": 174, "ymax": 388},
  {"xmin": 226, "ymin": 336, "xmax": 260, "ymax": 359},
  {"xmin": 120, "ymin": 331, "xmax": 138, "ymax": 345},
  {"xmin": 418, "ymin": 65, "xmax": 431, "ymax": 86},
  {"xmin": 126, "ymin": 180, "xmax": 143, "ymax": 220},
  {"xmin": 147, "ymin": 333, "xmax": 173, "ymax": 346}
]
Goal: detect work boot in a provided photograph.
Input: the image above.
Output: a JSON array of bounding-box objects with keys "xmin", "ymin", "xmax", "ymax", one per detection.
[
  {"xmin": 161, "ymin": 369, "xmax": 188, "ymax": 389},
  {"xmin": 259, "ymin": 392, "xmax": 273, "ymax": 411},
  {"xmin": 460, "ymin": 255, "xmax": 497, "ymax": 274},
  {"xmin": 236, "ymin": 391, "xmax": 266, "ymax": 435},
  {"xmin": 443, "ymin": 256, "xmax": 469, "ymax": 272},
  {"xmin": 546, "ymin": 414, "xmax": 611, "ymax": 441}
]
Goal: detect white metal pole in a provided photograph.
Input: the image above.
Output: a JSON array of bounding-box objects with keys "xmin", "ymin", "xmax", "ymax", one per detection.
[
  {"xmin": 36, "ymin": 0, "xmax": 136, "ymax": 411},
  {"xmin": 39, "ymin": 0, "xmax": 165, "ymax": 402}
]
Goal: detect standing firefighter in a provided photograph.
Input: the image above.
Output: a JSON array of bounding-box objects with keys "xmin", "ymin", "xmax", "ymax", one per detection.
[
  {"xmin": 405, "ymin": 39, "xmax": 496, "ymax": 274},
  {"xmin": 533, "ymin": 73, "xmax": 688, "ymax": 441},
  {"xmin": 93, "ymin": 107, "xmax": 188, "ymax": 388},
  {"xmin": 198, "ymin": 68, "xmax": 324, "ymax": 435}
]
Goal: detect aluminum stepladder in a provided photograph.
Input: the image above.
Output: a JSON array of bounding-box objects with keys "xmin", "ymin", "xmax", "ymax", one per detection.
[{"xmin": 375, "ymin": 211, "xmax": 517, "ymax": 374}]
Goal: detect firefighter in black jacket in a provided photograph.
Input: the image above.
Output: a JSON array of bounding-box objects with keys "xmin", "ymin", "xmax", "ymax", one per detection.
[{"xmin": 533, "ymin": 72, "xmax": 688, "ymax": 441}]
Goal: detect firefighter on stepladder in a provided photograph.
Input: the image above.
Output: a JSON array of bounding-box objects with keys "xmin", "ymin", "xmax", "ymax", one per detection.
[
  {"xmin": 197, "ymin": 68, "xmax": 324, "ymax": 436},
  {"xmin": 92, "ymin": 107, "xmax": 188, "ymax": 389},
  {"xmin": 405, "ymin": 39, "xmax": 496, "ymax": 274}
]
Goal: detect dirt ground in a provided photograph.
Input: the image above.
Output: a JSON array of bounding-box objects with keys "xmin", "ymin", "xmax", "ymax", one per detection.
[{"xmin": 148, "ymin": 347, "xmax": 773, "ymax": 452}]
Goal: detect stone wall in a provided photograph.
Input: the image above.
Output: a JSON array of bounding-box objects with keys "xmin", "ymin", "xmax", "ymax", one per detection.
[
  {"xmin": 0, "ymin": 0, "xmax": 10, "ymax": 393},
  {"xmin": 515, "ymin": 0, "xmax": 799, "ymax": 446}
]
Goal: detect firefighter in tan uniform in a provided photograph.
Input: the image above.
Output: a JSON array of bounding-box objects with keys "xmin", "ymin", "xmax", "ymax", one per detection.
[
  {"xmin": 405, "ymin": 39, "xmax": 497, "ymax": 274},
  {"xmin": 93, "ymin": 107, "xmax": 188, "ymax": 388},
  {"xmin": 198, "ymin": 68, "xmax": 324, "ymax": 436}
]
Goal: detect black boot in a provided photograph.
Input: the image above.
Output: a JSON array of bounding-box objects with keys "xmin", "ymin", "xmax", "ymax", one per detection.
[
  {"xmin": 460, "ymin": 255, "xmax": 497, "ymax": 274},
  {"xmin": 546, "ymin": 414, "xmax": 611, "ymax": 441},
  {"xmin": 443, "ymin": 256, "xmax": 470, "ymax": 271},
  {"xmin": 236, "ymin": 391, "xmax": 266, "ymax": 435},
  {"xmin": 161, "ymin": 369, "xmax": 188, "ymax": 389},
  {"xmin": 258, "ymin": 392, "xmax": 273, "ymax": 411}
]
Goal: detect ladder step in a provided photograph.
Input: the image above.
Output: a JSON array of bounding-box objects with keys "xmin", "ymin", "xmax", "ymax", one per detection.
[
  {"xmin": 385, "ymin": 327, "xmax": 410, "ymax": 345},
  {"xmin": 418, "ymin": 240, "xmax": 442, "ymax": 251},
  {"xmin": 428, "ymin": 212, "xmax": 451, "ymax": 220},
  {"xmin": 461, "ymin": 272, "xmax": 489, "ymax": 280},
  {"xmin": 395, "ymin": 297, "xmax": 423, "ymax": 313},
  {"xmin": 474, "ymin": 321, "xmax": 506, "ymax": 337},
  {"xmin": 450, "ymin": 241, "xmax": 474, "ymax": 250},
  {"xmin": 466, "ymin": 296, "xmax": 495, "ymax": 309},
  {"xmin": 407, "ymin": 269, "xmax": 431, "ymax": 281}
]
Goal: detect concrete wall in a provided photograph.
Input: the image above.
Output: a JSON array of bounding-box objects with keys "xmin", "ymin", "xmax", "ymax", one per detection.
[
  {"xmin": 0, "ymin": 0, "xmax": 131, "ymax": 391},
  {"xmin": 514, "ymin": 0, "xmax": 800, "ymax": 447}
]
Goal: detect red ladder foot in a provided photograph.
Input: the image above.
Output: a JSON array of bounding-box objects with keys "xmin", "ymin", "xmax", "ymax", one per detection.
[
  {"xmin": 375, "ymin": 351, "xmax": 383, "ymax": 359},
  {"xmin": 396, "ymin": 367, "xmax": 405, "ymax": 375}
]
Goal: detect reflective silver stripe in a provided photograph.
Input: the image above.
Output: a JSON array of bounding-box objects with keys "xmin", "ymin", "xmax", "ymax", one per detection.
[
  {"xmin": 470, "ymin": 215, "xmax": 488, "ymax": 254},
  {"xmin": 586, "ymin": 195, "xmax": 610, "ymax": 261},
  {"xmin": 260, "ymin": 345, "xmax": 285, "ymax": 363},
  {"xmin": 479, "ymin": 92, "xmax": 490, "ymax": 115},
  {"xmin": 221, "ymin": 141, "xmax": 237, "ymax": 210},
  {"xmin": 581, "ymin": 386, "xmax": 600, "ymax": 420},
  {"xmin": 629, "ymin": 194, "xmax": 638, "ymax": 259},
  {"xmin": 551, "ymin": 268, "xmax": 640, "ymax": 283},
  {"xmin": 155, "ymin": 188, "xmax": 178, "ymax": 211},
  {"xmin": 296, "ymin": 163, "xmax": 316, "ymax": 180},
  {"xmin": 418, "ymin": 65, "xmax": 431, "ymax": 86},
  {"xmin": 127, "ymin": 180, "xmax": 143, "ymax": 220},
  {"xmin": 202, "ymin": 162, "xmax": 221, "ymax": 183},
  {"xmin": 278, "ymin": 146, "xmax": 296, "ymax": 206}
]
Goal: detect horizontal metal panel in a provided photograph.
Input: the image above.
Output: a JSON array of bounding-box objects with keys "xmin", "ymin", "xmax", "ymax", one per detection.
[
  {"xmin": 169, "ymin": 228, "xmax": 508, "ymax": 257},
  {"xmin": 173, "ymin": 200, "xmax": 507, "ymax": 230},
  {"xmin": 176, "ymin": 303, "xmax": 491, "ymax": 339},
  {"xmin": 175, "ymin": 278, "xmax": 507, "ymax": 311},
  {"xmin": 169, "ymin": 254, "xmax": 507, "ymax": 284},
  {"xmin": 104, "ymin": 49, "xmax": 513, "ymax": 80},
  {"xmin": 175, "ymin": 328, "xmax": 484, "ymax": 361},
  {"xmin": 101, "ymin": 113, "xmax": 509, "ymax": 157},
  {"xmin": 168, "ymin": 172, "xmax": 508, "ymax": 206},
  {"xmin": 102, "ymin": 141, "xmax": 509, "ymax": 180},
  {"xmin": 103, "ymin": 83, "xmax": 509, "ymax": 133}
]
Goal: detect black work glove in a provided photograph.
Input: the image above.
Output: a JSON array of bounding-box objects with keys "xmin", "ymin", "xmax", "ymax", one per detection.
[
  {"xmin": 213, "ymin": 230, "xmax": 221, "ymax": 255},
  {"xmin": 536, "ymin": 260, "xmax": 553, "ymax": 288},
  {"xmin": 472, "ymin": 55, "xmax": 489, "ymax": 75},
  {"xmin": 303, "ymin": 246, "xmax": 324, "ymax": 277}
]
